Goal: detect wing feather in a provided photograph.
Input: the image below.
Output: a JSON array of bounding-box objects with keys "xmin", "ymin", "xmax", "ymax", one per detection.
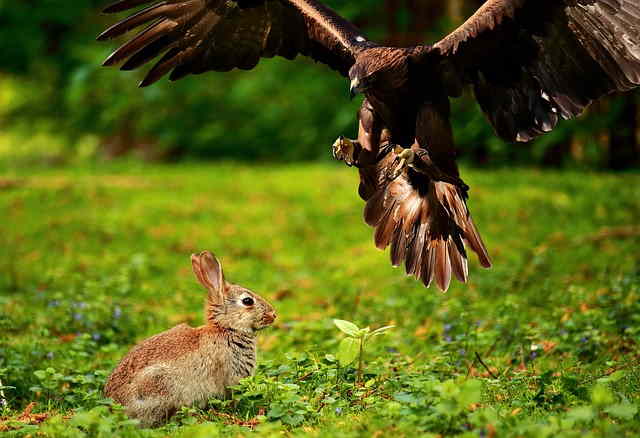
[
  {"xmin": 103, "ymin": 19, "xmax": 179, "ymax": 67},
  {"xmin": 416, "ymin": 0, "xmax": 640, "ymax": 143},
  {"xmin": 98, "ymin": 0, "xmax": 375, "ymax": 85}
]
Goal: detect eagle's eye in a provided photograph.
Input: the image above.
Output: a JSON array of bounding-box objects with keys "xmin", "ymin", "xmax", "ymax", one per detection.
[{"xmin": 242, "ymin": 297, "xmax": 254, "ymax": 306}]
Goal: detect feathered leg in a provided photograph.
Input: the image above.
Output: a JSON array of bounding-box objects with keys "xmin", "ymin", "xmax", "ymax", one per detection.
[{"xmin": 362, "ymin": 100, "xmax": 491, "ymax": 290}]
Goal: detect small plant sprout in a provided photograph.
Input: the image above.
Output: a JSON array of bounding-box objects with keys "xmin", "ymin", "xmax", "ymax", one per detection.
[{"xmin": 333, "ymin": 319, "xmax": 395, "ymax": 384}]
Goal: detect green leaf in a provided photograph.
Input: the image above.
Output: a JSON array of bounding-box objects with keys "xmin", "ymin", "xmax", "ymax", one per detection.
[
  {"xmin": 605, "ymin": 403, "xmax": 638, "ymax": 420},
  {"xmin": 282, "ymin": 414, "xmax": 304, "ymax": 426},
  {"xmin": 368, "ymin": 325, "xmax": 395, "ymax": 338},
  {"xmin": 567, "ymin": 406, "xmax": 595, "ymax": 423},
  {"xmin": 333, "ymin": 319, "xmax": 360, "ymax": 337},
  {"xmin": 458, "ymin": 380, "xmax": 483, "ymax": 406},
  {"xmin": 34, "ymin": 370, "xmax": 47, "ymax": 380},
  {"xmin": 393, "ymin": 392, "xmax": 420, "ymax": 404},
  {"xmin": 324, "ymin": 354, "xmax": 336, "ymax": 363},
  {"xmin": 267, "ymin": 405, "xmax": 285, "ymax": 419},
  {"xmin": 598, "ymin": 370, "xmax": 626, "ymax": 383},
  {"xmin": 337, "ymin": 337, "xmax": 360, "ymax": 366},
  {"xmin": 591, "ymin": 384, "xmax": 615, "ymax": 406}
]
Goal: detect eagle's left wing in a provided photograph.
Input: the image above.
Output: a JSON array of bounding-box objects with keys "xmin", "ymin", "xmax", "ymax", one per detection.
[
  {"xmin": 98, "ymin": 0, "xmax": 374, "ymax": 86},
  {"xmin": 412, "ymin": 0, "xmax": 640, "ymax": 143}
]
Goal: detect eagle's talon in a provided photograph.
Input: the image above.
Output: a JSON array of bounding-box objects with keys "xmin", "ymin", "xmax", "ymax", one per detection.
[
  {"xmin": 398, "ymin": 148, "xmax": 415, "ymax": 162},
  {"xmin": 388, "ymin": 147, "xmax": 415, "ymax": 180},
  {"xmin": 332, "ymin": 136, "xmax": 356, "ymax": 166}
]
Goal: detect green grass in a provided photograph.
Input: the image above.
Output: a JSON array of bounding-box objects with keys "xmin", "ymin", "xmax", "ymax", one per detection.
[{"xmin": 1, "ymin": 162, "xmax": 639, "ymax": 437}]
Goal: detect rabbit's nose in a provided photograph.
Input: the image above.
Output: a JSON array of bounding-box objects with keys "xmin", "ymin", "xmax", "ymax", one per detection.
[{"xmin": 264, "ymin": 311, "xmax": 277, "ymax": 324}]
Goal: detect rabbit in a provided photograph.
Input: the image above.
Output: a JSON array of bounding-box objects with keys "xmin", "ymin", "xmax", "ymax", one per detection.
[{"xmin": 104, "ymin": 251, "xmax": 276, "ymax": 427}]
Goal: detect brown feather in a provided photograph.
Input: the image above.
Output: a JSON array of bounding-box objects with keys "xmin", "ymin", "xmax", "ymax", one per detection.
[
  {"xmin": 448, "ymin": 238, "xmax": 468, "ymax": 283},
  {"xmin": 98, "ymin": 2, "xmax": 177, "ymax": 41},
  {"xmin": 103, "ymin": 19, "xmax": 178, "ymax": 67},
  {"xmin": 434, "ymin": 239, "xmax": 452, "ymax": 291},
  {"xmin": 363, "ymin": 189, "xmax": 386, "ymax": 227},
  {"xmin": 420, "ymin": 244, "xmax": 435, "ymax": 288},
  {"xmin": 390, "ymin": 219, "xmax": 407, "ymax": 267},
  {"xmin": 99, "ymin": 0, "xmax": 375, "ymax": 85},
  {"xmin": 374, "ymin": 202, "xmax": 398, "ymax": 250},
  {"xmin": 405, "ymin": 221, "xmax": 426, "ymax": 277},
  {"xmin": 103, "ymin": 0, "xmax": 152, "ymax": 13},
  {"xmin": 419, "ymin": 0, "xmax": 640, "ymax": 143}
]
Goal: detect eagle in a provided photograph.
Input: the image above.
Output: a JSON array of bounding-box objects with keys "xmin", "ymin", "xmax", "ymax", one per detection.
[{"xmin": 98, "ymin": 0, "xmax": 640, "ymax": 291}]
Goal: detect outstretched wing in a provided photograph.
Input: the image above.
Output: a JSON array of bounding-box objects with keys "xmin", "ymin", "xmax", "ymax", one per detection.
[
  {"xmin": 415, "ymin": 0, "xmax": 640, "ymax": 142},
  {"xmin": 98, "ymin": 0, "xmax": 374, "ymax": 86}
]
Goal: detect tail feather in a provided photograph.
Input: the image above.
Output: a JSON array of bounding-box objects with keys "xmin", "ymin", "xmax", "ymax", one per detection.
[
  {"xmin": 374, "ymin": 204, "xmax": 397, "ymax": 250},
  {"xmin": 405, "ymin": 221, "xmax": 426, "ymax": 277},
  {"xmin": 435, "ymin": 240, "xmax": 452, "ymax": 291},
  {"xmin": 364, "ymin": 189, "xmax": 386, "ymax": 227},
  {"xmin": 363, "ymin": 171, "xmax": 490, "ymax": 291},
  {"xmin": 465, "ymin": 220, "xmax": 492, "ymax": 268},
  {"xmin": 390, "ymin": 219, "xmax": 408, "ymax": 267},
  {"xmin": 420, "ymin": 245, "xmax": 436, "ymax": 288},
  {"xmin": 448, "ymin": 238, "xmax": 469, "ymax": 283}
]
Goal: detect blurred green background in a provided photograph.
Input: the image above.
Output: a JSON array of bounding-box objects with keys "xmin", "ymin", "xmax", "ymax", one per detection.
[{"xmin": 1, "ymin": 0, "xmax": 639, "ymax": 168}]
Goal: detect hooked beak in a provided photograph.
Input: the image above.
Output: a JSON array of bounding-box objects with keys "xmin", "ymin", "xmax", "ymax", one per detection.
[{"xmin": 350, "ymin": 78, "xmax": 362, "ymax": 100}]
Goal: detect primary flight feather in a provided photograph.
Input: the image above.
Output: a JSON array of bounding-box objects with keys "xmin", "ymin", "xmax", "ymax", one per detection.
[{"xmin": 99, "ymin": 0, "xmax": 640, "ymax": 291}]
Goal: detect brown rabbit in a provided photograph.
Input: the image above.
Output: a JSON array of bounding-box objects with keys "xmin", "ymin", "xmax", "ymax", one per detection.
[{"xmin": 104, "ymin": 251, "xmax": 276, "ymax": 427}]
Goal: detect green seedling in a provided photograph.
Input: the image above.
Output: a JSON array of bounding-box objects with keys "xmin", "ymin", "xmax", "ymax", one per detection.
[{"xmin": 333, "ymin": 319, "xmax": 394, "ymax": 384}]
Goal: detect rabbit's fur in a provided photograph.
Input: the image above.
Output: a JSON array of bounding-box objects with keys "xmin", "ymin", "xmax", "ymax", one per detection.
[{"xmin": 104, "ymin": 251, "xmax": 276, "ymax": 427}]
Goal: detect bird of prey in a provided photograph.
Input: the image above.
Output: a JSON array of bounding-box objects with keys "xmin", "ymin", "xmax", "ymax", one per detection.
[{"xmin": 99, "ymin": 0, "xmax": 640, "ymax": 291}]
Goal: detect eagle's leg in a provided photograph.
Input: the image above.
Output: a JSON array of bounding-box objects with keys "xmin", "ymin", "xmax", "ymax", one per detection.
[
  {"xmin": 388, "ymin": 146, "xmax": 415, "ymax": 180},
  {"xmin": 389, "ymin": 146, "xmax": 469, "ymax": 192},
  {"xmin": 332, "ymin": 136, "xmax": 362, "ymax": 167}
]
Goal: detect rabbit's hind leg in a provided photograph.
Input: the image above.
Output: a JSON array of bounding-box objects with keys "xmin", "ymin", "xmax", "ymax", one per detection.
[{"xmin": 130, "ymin": 365, "xmax": 178, "ymax": 427}]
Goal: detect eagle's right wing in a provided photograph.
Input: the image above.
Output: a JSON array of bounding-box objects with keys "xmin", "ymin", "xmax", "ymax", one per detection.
[
  {"xmin": 413, "ymin": 0, "xmax": 640, "ymax": 143},
  {"xmin": 98, "ymin": 0, "xmax": 375, "ymax": 86}
]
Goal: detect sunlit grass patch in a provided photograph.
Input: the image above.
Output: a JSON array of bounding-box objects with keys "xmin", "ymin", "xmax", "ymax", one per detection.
[{"xmin": 1, "ymin": 163, "xmax": 639, "ymax": 437}]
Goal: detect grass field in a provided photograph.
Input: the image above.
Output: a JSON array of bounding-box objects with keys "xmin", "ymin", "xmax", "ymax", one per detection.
[{"xmin": 1, "ymin": 162, "xmax": 639, "ymax": 437}]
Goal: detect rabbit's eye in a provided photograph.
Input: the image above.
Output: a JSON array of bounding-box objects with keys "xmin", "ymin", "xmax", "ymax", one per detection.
[{"xmin": 242, "ymin": 297, "xmax": 254, "ymax": 306}]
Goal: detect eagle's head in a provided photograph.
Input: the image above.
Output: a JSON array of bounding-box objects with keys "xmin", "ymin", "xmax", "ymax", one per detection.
[
  {"xmin": 348, "ymin": 63, "xmax": 369, "ymax": 99},
  {"xmin": 349, "ymin": 48, "xmax": 410, "ymax": 99}
]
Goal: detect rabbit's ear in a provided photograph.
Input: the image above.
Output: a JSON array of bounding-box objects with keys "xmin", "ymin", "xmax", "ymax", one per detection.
[{"xmin": 191, "ymin": 251, "xmax": 226, "ymax": 303}]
